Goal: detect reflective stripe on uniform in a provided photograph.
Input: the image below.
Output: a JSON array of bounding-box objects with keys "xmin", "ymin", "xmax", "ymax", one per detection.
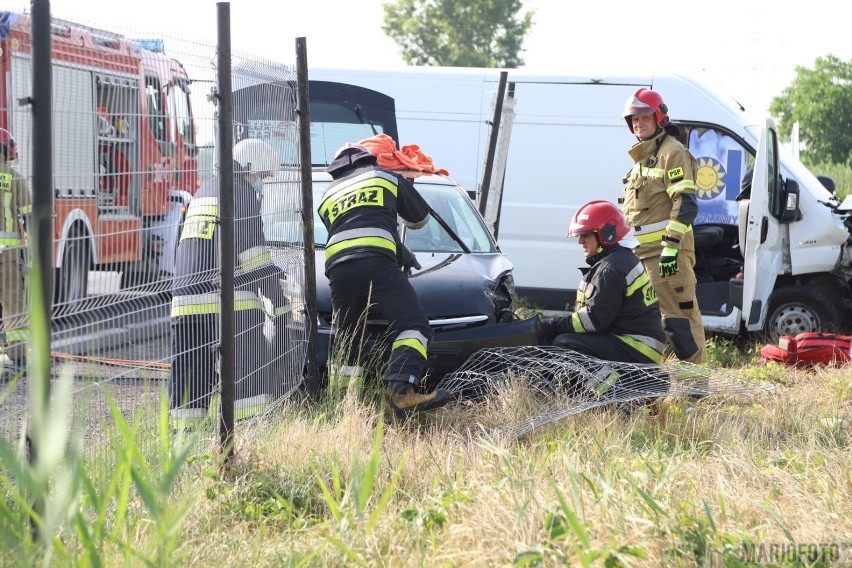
[
  {"xmin": 0, "ymin": 173, "xmax": 13, "ymax": 235},
  {"xmin": 615, "ymin": 333, "xmax": 665, "ymax": 363},
  {"xmin": 181, "ymin": 196, "xmax": 219, "ymax": 242},
  {"xmin": 666, "ymin": 219, "xmax": 689, "ymax": 236},
  {"xmin": 319, "ymin": 171, "xmax": 399, "ymax": 224},
  {"xmin": 392, "ymin": 329, "xmax": 429, "ymax": 359},
  {"xmin": 171, "ymin": 407, "xmax": 207, "ymax": 419},
  {"xmin": 666, "ymin": 179, "xmax": 696, "ymax": 198},
  {"xmin": 171, "ymin": 290, "xmax": 261, "ymax": 316},
  {"xmin": 6, "ymin": 328, "xmax": 29, "ymax": 342},
  {"xmin": 275, "ymin": 304, "xmax": 294, "ymax": 316},
  {"xmin": 234, "ymin": 393, "xmax": 271, "ymax": 420},
  {"xmin": 238, "ymin": 245, "xmax": 272, "ymax": 272},
  {"xmin": 571, "ymin": 309, "xmax": 595, "ymax": 333},
  {"xmin": 633, "ymin": 220, "xmax": 691, "ymax": 244},
  {"xmin": 170, "ymin": 407, "xmax": 208, "ymax": 429},
  {"xmin": 624, "ymin": 263, "xmax": 650, "ymax": 297},
  {"xmin": 185, "ymin": 196, "xmax": 219, "ymax": 215},
  {"xmin": 630, "ymin": 164, "xmax": 664, "ymax": 179},
  {"xmin": 325, "ymin": 227, "xmax": 397, "ymax": 260},
  {"xmin": 0, "ymin": 230, "xmax": 22, "ymax": 246}
]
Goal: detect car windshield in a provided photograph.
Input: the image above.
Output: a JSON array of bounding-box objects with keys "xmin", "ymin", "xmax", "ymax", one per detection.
[{"xmin": 262, "ymin": 177, "xmax": 496, "ymax": 254}]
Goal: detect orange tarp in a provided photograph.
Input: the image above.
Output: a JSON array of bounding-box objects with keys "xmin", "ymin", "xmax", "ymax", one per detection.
[{"xmin": 359, "ymin": 133, "xmax": 449, "ymax": 176}]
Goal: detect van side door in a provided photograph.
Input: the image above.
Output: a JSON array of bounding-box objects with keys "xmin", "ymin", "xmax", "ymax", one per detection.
[{"xmin": 741, "ymin": 118, "xmax": 783, "ymax": 331}]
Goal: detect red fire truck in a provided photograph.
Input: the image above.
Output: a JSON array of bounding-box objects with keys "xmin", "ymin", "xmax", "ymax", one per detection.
[{"xmin": 0, "ymin": 12, "xmax": 198, "ymax": 309}]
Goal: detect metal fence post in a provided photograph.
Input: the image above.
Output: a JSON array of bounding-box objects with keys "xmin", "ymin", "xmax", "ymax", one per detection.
[
  {"xmin": 27, "ymin": 0, "xmax": 54, "ymax": 539},
  {"xmin": 216, "ymin": 2, "xmax": 236, "ymax": 458},
  {"xmin": 478, "ymin": 71, "xmax": 508, "ymax": 217},
  {"xmin": 295, "ymin": 37, "xmax": 319, "ymax": 398}
]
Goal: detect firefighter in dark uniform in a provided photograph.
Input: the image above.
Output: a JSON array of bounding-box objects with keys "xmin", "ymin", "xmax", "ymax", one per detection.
[
  {"xmin": 169, "ymin": 139, "xmax": 288, "ymax": 427},
  {"xmin": 539, "ymin": 200, "xmax": 666, "ymax": 365},
  {"xmin": 620, "ymin": 88, "xmax": 707, "ymax": 364},
  {"xmin": 0, "ymin": 128, "xmax": 32, "ymax": 371},
  {"xmin": 318, "ymin": 142, "xmax": 452, "ymax": 419}
]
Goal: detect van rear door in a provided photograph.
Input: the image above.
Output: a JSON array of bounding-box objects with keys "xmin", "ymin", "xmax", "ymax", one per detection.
[{"xmin": 741, "ymin": 118, "xmax": 783, "ymax": 331}]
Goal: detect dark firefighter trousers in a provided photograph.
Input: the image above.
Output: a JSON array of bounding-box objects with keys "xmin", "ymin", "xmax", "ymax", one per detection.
[
  {"xmin": 552, "ymin": 333, "xmax": 669, "ymax": 400},
  {"xmin": 327, "ymin": 256, "xmax": 433, "ymax": 386},
  {"xmin": 169, "ymin": 289, "xmax": 281, "ymax": 424}
]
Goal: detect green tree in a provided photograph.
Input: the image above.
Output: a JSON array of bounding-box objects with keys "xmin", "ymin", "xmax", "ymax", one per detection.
[
  {"xmin": 382, "ymin": 0, "xmax": 534, "ymax": 68},
  {"xmin": 769, "ymin": 55, "xmax": 852, "ymax": 165}
]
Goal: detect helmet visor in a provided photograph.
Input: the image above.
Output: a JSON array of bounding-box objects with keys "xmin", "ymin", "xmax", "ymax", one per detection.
[{"xmin": 626, "ymin": 106, "xmax": 655, "ymax": 118}]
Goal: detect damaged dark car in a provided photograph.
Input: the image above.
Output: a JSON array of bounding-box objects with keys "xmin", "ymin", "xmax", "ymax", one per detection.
[{"xmin": 264, "ymin": 171, "xmax": 539, "ymax": 387}]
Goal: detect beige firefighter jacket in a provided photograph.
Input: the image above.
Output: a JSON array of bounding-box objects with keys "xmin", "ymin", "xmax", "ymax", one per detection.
[
  {"xmin": 0, "ymin": 162, "xmax": 32, "ymax": 249},
  {"xmin": 622, "ymin": 131, "xmax": 698, "ymax": 260}
]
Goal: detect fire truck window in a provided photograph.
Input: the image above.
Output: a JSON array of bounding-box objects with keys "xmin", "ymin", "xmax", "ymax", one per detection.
[
  {"xmin": 167, "ymin": 78, "xmax": 194, "ymax": 145},
  {"xmin": 145, "ymin": 75, "xmax": 167, "ymax": 142}
]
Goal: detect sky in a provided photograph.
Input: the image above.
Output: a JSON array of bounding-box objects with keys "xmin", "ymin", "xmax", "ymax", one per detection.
[{"xmin": 18, "ymin": 0, "xmax": 852, "ymax": 116}]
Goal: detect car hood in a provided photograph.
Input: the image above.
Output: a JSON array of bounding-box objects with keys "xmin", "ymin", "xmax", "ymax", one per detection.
[{"xmin": 315, "ymin": 250, "xmax": 513, "ymax": 321}]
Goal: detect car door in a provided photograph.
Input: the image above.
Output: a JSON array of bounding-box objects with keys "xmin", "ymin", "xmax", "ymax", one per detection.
[{"xmin": 741, "ymin": 118, "xmax": 783, "ymax": 331}]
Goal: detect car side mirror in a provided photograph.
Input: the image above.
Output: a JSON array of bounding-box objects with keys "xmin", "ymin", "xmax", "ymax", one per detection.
[
  {"xmin": 780, "ymin": 178, "xmax": 801, "ymax": 222},
  {"xmin": 817, "ymin": 175, "xmax": 836, "ymax": 194}
]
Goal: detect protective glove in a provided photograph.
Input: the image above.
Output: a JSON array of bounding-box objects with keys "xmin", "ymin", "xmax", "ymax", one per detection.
[
  {"xmin": 259, "ymin": 288, "xmax": 276, "ymax": 343},
  {"xmin": 537, "ymin": 317, "xmax": 563, "ymax": 345},
  {"xmin": 659, "ymin": 246, "xmax": 679, "ymax": 277},
  {"xmin": 398, "ymin": 244, "xmax": 421, "ymax": 275}
]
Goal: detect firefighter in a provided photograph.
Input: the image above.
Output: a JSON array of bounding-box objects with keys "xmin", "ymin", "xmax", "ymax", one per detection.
[
  {"xmin": 538, "ymin": 200, "xmax": 666, "ymax": 365},
  {"xmin": 0, "ymin": 128, "xmax": 32, "ymax": 370},
  {"xmin": 318, "ymin": 142, "xmax": 452, "ymax": 419},
  {"xmin": 620, "ymin": 88, "xmax": 707, "ymax": 364},
  {"xmin": 169, "ymin": 139, "xmax": 288, "ymax": 427}
]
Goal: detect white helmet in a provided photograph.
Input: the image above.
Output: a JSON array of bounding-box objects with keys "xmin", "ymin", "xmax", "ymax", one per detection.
[{"xmin": 233, "ymin": 139, "xmax": 279, "ymax": 177}]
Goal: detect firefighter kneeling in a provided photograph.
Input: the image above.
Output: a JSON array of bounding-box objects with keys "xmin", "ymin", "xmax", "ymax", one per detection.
[
  {"xmin": 538, "ymin": 200, "xmax": 668, "ymax": 400},
  {"xmin": 169, "ymin": 139, "xmax": 288, "ymax": 428}
]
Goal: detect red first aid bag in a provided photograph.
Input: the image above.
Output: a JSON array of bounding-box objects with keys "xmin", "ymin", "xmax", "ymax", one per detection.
[{"xmin": 760, "ymin": 332, "xmax": 852, "ymax": 366}]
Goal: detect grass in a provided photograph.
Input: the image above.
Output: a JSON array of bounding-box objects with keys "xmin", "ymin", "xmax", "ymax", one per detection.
[{"xmin": 2, "ymin": 335, "xmax": 851, "ymax": 566}]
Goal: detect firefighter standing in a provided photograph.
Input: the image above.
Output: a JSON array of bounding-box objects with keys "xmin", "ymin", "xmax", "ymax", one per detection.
[
  {"xmin": 539, "ymin": 200, "xmax": 666, "ymax": 364},
  {"xmin": 0, "ymin": 129, "xmax": 31, "ymax": 370},
  {"xmin": 620, "ymin": 89, "xmax": 707, "ymax": 364},
  {"xmin": 169, "ymin": 139, "xmax": 288, "ymax": 427},
  {"xmin": 318, "ymin": 142, "xmax": 452, "ymax": 419}
]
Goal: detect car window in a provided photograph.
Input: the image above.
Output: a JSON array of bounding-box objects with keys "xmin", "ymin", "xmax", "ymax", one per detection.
[
  {"xmin": 405, "ymin": 184, "xmax": 494, "ymax": 253},
  {"xmin": 263, "ymin": 177, "xmax": 495, "ymax": 254}
]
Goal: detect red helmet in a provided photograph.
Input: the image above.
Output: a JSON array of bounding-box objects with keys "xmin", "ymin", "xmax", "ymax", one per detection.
[
  {"xmin": 0, "ymin": 128, "xmax": 17, "ymax": 162},
  {"xmin": 568, "ymin": 200, "xmax": 630, "ymax": 247},
  {"xmin": 622, "ymin": 88, "xmax": 669, "ymax": 133}
]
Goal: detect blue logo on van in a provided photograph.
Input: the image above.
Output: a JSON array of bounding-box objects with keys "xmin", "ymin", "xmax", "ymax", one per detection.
[{"xmin": 695, "ymin": 157, "xmax": 726, "ymax": 200}]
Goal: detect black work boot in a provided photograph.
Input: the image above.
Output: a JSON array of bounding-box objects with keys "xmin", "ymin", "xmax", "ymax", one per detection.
[{"xmin": 384, "ymin": 379, "xmax": 453, "ymax": 420}]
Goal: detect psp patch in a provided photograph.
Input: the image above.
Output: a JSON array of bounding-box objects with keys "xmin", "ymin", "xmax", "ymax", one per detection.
[{"xmin": 667, "ymin": 167, "xmax": 684, "ymax": 181}]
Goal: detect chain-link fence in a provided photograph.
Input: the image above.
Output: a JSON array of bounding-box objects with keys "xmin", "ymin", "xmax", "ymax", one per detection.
[{"xmin": 0, "ymin": 6, "xmax": 312, "ymax": 469}]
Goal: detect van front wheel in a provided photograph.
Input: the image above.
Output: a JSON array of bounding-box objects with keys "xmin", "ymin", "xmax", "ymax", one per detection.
[{"xmin": 763, "ymin": 286, "xmax": 840, "ymax": 344}]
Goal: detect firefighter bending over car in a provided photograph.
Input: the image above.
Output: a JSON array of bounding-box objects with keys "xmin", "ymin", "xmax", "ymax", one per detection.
[
  {"xmin": 0, "ymin": 128, "xmax": 32, "ymax": 372},
  {"xmin": 620, "ymin": 89, "xmax": 707, "ymax": 364},
  {"xmin": 169, "ymin": 139, "xmax": 288, "ymax": 427},
  {"xmin": 318, "ymin": 142, "xmax": 452, "ymax": 419},
  {"xmin": 538, "ymin": 200, "xmax": 666, "ymax": 366}
]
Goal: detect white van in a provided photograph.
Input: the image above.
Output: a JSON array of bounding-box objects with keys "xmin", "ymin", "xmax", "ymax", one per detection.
[{"xmin": 308, "ymin": 66, "xmax": 846, "ymax": 341}]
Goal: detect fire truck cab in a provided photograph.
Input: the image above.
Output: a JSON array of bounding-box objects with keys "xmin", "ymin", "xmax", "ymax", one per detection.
[{"xmin": 0, "ymin": 12, "xmax": 198, "ymax": 310}]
